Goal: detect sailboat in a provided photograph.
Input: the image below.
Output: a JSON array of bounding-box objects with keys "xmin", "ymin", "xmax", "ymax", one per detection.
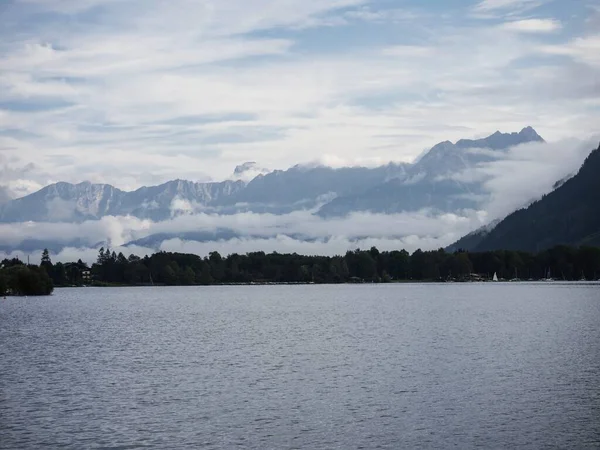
[
  {"xmin": 492, "ymin": 272, "xmax": 499, "ymax": 282},
  {"xmin": 543, "ymin": 268, "xmax": 553, "ymax": 282}
]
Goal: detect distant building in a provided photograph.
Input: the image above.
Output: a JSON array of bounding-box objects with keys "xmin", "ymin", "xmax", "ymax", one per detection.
[
  {"xmin": 349, "ymin": 277, "xmax": 364, "ymax": 283},
  {"xmin": 467, "ymin": 273, "xmax": 485, "ymax": 282}
]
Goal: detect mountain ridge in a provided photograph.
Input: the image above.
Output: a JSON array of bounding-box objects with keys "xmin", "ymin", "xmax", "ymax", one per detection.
[
  {"xmin": 0, "ymin": 127, "xmax": 545, "ymax": 224},
  {"xmin": 317, "ymin": 126, "xmax": 544, "ymax": 217}
]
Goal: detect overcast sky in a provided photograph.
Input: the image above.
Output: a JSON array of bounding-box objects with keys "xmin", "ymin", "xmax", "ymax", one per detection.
[{"xmin": 1, "ymin": 0, "xmax": 599, "ymax": 198}]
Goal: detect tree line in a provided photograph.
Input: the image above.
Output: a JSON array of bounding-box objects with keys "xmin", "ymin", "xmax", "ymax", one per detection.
[
  {"xmin": 3, "ymin": 244, "xmax": 598, "ymax": 295},
  {"xmin": 0, "ymin": 257, "xmax": 54, "ymax": 296}
]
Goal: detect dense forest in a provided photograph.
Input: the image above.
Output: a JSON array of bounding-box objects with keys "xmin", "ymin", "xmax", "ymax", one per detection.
[{"xmin": 3, "ymin": 245, "xmax": 598, "ymax": 294}]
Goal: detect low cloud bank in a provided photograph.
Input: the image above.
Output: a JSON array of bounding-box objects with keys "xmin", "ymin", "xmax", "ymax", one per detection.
[
  {"xmin": 0, "ymin": 209, "xmax": 486, "ymax": 264},
  {"xmin": 474, "ymin": 137, "xmax": 598, "ymax": 218},
  {"xmin": 0, "ymin": 234, "xmax": 472, "ymax": 266}
]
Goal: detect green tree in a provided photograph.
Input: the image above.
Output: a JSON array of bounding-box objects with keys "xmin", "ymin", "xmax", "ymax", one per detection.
[
  {"xmin": 65, "ymin": 263, "xmax": 83, "ymax": 285},
  {"xmin": 40, "ymin": 248, "xmax": 53, "ymax": 278},
  {"xmin": 41, "ymin": 248, "xmax": 52, "ymax": 266},
  {"xmin": 5, "ymin": 265, "xmax": 53, "ymax": 296},
  {"xmin": 52, "ymin": 262, "xmax": 68, "ymax": 286},
  {"xmin": 0, "ymin": 271, "xmax": 7, "ymax": 295},
  {"xmin": 162, "ymin": 263, "xmax": 179, "ymax": 285},
  {"xmin": 410, "ymin": 249, "xmax": 426, "ymax": 280},
  {"xmin": 199, "ymin": 262, "xmax": 214, "ymax": 285},
  {"xmin": 387, "ymin": 250, "xmax": 410, "ymax": 280},
  {"xmin": 209, "ymin": 251, "xmax": 226, "ymax": 282},
  {"xmin": 97, "ymin": 247, "xmax": 106, "ymax": 265},
  {"xmin": 181, "ymin": 266, "xmax": 196, "ymax": 285},
  {"xmin": 454, "ymin": 253, "xmax": 473, "ymax": 277}
]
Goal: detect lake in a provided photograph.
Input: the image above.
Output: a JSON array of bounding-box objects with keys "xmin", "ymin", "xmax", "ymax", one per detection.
[{"xmin": 1, "ymin": 283, "xmax": 599, "ymax": 449}]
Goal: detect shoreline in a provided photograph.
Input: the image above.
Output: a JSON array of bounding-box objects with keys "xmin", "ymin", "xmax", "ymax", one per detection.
[{"xmin": 53, "ymin": 279, "xmax": 600, "ymax": 289}]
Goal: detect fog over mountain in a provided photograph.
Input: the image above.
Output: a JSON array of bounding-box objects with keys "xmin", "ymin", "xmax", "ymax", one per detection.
[
  {"xmin": 449, "ymin": 142, "xmax": 600, "ymax": 252},
  {"xmin": 231, "ymin": 162, "xmax": 272, "ymax": 182},
  {"xmin": 317, "ymin": 127, "xmax": 545, "ymax": 217},
  {"xmin": 0, "ymin": 127, "xmax": 597, "ymax": 262},
  {"xmin": 0, "ymin": 127, "xmax": 542, "ymax": 222},
  {"xmin": 0, "ymin": 127, "xmax": 589, "ymax": 259}
]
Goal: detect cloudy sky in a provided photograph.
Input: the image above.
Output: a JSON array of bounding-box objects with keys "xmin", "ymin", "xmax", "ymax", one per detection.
[{"xmin": 1, "ymin": 0, "xmax": 599, "ymax": 198}]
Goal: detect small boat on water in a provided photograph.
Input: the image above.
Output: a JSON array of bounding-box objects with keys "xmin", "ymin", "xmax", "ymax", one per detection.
[{"xmin": 492, "ymin": 272, "xmax": 499, "ymax": 282}]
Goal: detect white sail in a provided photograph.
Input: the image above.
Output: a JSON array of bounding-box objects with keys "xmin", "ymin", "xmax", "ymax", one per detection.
[{"xmin": 493, "ymin": 272, "xmax": 498, "ymax": 282}]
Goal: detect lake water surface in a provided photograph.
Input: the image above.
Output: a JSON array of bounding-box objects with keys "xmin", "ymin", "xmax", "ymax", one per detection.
[{"xmin": 1, "ymin": 283, "xmax": 599, "ymax": 449}]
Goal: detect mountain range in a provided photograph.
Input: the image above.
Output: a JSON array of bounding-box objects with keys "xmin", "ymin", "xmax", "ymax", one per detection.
[
  {"xmin": 0, "ymin": 126, "xmax": 544, "ymax": 223},
  {"xmin": 4, "ymin": 126, "xmax": 597, "ymax": 255}
]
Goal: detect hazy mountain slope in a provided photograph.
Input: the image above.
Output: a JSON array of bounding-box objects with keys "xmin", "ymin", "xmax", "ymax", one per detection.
[
  {"xmin": 0, "ymin": 163, "xmax": 408, "ymax": 222},
  {"xmin": 220, "ymin": 163, "xmax": 409, "ymax": 211},
  {"xmin": 0, "ymin": 238, "xmax": 103, "ymax": 254},
  {"xmin": 318, "ymin": 127, "xmax": 544, "ymax": 217},
  {"xmin": 0, "ymin": 179, "xmax": 246, "ymax": 223},
  {"xmin": 0, "ymin": 127, "xmax": 544, "ymax": 225},
  {"xmin": 445, "ymin": 220, "xmax": 501, "ymax": 253},
  {"xmin": 0, "ymin": 182, "xmax": 126, "ymax": 222},
  {"xmin": 117, "ymin": 179, "xmax": 245, "ymax": 221},
  {"xmin": 125, "ymin": 229, "xmax": 327, "ymax": 249},
  {"xmin": 317, "ymin": 177, "xmax": 478, "ymax": 217},
  {"xmin": 454, "ymin": 143, "xmax": 600, "ymax": 252}
]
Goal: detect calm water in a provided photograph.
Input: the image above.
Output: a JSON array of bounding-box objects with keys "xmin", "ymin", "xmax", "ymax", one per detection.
[{"xmin": 1, "ymin": 284, "xmax": 599, "ymax": 449}]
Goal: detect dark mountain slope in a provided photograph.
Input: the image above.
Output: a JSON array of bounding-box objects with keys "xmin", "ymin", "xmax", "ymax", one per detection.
[{"xmin": 457, "ymin": 143, "xmax": 600, "ymax": 252}]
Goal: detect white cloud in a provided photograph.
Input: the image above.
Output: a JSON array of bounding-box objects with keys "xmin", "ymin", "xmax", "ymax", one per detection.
[
  {"xmin": 0, "ymin": 213, "xmax": 483, "ymax": 264},
  {"xmin": 14, "ymin": 0, "xmax": 127, "ymax": 14},
  {"xmin": 500, "ymin": 19, "xmax": 562, "ymax": 33},
  {"xmin": 540, "ymin": 34, "xmax": 600, "ymax": 67},
  {"xmin": 0, "ymin": 154, "xmax": 45, "ymax": 199},
  {"xmin": 473, "ymin": 0, "xmax": 545, "ymax": 13},
  {"xmin": 467, "ymin": 137, "xmax": 598, "ymax": 219},
  {"xmin": 381, "ymin": 45, "xmax": 436, "ymax": 57},
  {"xmin": 0, "ymin": 233, "xmax": 455, "ymax": 266},
  {"xmin": 0, "ymin": 208, "xmax": 485, "ymax": 252},
  {"xmin": 342, "ymin": 6, "xmax": 421, "ymax": 23},
  {"xmin": 158, "ymin": 235, "xmax": 455, "ymax": 259},
  {"xmin": 229, "ymin": 162, "xmax": 271, "ymax": 182},
  {"xmin": 0, "ymin": 0, "xmax": 597, "ymax": 199}
]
